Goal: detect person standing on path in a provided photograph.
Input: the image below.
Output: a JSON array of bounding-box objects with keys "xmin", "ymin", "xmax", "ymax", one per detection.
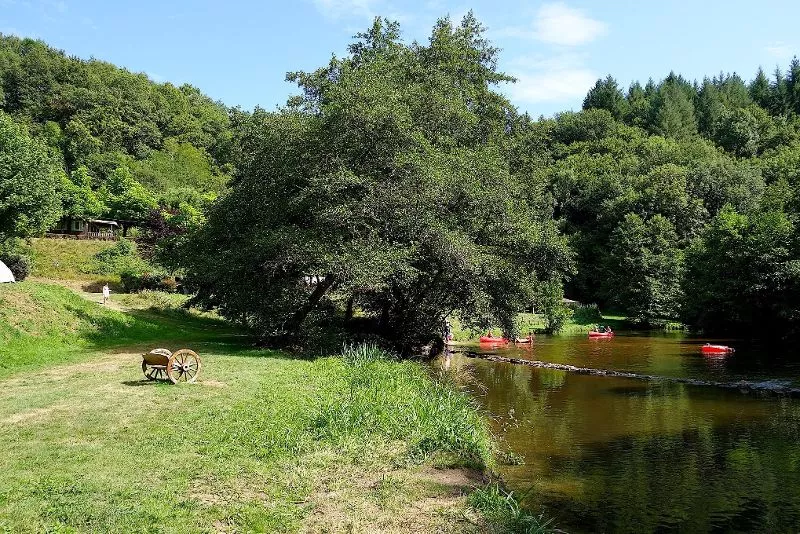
[{"xmin": 102, "ymin": 284, "xmax": 110, "ymax": 305}]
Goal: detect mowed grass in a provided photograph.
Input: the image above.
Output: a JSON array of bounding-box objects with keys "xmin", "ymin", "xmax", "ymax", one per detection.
[
  {"xmin": 0, "ymin": 282, "xmax": 551, "ymax": 532},
  {"xmin": 0, "ymin": 346, "xmax": 494, "ymax": 532}
]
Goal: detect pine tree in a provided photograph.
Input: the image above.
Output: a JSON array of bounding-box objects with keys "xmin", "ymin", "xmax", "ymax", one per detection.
[
  {"xmin": 770, "ymin": 66, "xmax": 790, "ymax": 115},
  {"xmin": 583, "ymin": 75, "xmax": 628, "ymax": 120},
  {"xmin": 749, "ymin": 67, "xmax": 771, "ymax": 110},
  {"xmin": 695, "ymin": 78, "xmax": 725, "ymax": 136},
  {"xmin": 787, "ymin": 56, "xmax": 800, "ymax": 114},
  {"xmin": 625, "ymin": 81, "xmax": 651, "ymax": 128},
  {"xmin": 653, "ymin": 80, "xmax": 698, "ymax": 139},
  {"xmin": 717, "ymin": 73, "xmax": 751, "ymax": 108}
]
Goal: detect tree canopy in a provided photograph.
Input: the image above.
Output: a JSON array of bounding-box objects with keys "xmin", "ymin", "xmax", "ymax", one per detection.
[
  {"xmin": 3, "ymin": 24, "xmax": 800, "ymax": 344},
  {"xmin": 177, "ymin": 16, "xmax": 571, "ymax": 352}
]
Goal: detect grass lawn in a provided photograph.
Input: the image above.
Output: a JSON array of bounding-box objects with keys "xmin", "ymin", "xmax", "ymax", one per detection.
[
  {"xmin": 0, "ymin": 282, "xmax": 549, "ymax": 532},
  {"xmin": 26, "ymin": 238, "xmax": 117, "ymax": 284}
]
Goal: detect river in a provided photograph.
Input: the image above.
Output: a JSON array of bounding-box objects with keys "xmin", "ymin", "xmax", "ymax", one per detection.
[{"xmin": 439, "ymin": 333, "xmax": 800, "ymax": 533}]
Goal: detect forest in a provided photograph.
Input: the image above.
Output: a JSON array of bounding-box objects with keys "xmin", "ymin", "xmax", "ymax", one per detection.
[{"xmin": 1, "ymin": 14, "xmax": 799, "ymax": 351}]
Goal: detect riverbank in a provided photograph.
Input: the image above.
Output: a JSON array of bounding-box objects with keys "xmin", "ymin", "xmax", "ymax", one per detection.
[
  {"xmin": 0, "ymin": 281, "xmax": 551, "ymax": 532},
  {"xmin": 447, "ymin": 336, "xmax": 800, "ymax": 532},
  {"xmin": 449, "ymin": 309, "xmax": 633, "ymax": 341}
]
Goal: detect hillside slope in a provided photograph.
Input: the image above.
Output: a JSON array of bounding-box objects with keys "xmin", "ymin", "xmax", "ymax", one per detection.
[{"xmin": 0, "ymin": 281, "xmax": 233, "ymax": 378}]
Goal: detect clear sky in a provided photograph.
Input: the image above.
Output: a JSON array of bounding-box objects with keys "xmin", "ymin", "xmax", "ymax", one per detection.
[{"xmin": 1, "ymin": 0, "xmax": 798, "ymax": 116}]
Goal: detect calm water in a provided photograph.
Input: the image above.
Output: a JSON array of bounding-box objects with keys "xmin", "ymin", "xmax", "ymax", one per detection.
[{"xmin": 439, "ymin": 333, "xmax": 800, "ymax": 533}]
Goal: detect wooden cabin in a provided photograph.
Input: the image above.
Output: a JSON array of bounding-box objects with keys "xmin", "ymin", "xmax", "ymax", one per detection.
[{"xmin": 48, "ymin": 217, "xmax": 120, "ymax": 240}]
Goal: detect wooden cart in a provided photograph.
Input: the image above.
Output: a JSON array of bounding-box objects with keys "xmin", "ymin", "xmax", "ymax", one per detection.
[{"xmin": 141, "ymin": 348, "xmax": 202, "ymax": 384}]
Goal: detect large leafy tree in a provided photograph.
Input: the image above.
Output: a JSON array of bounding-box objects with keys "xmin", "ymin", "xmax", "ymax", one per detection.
[
  {"xmin": 683, "ymin": 207, "xmax": 800, "ymax": 337},
  {"xmin": 59, "ymin": 165, "xmax": 106, "ymax": 219},
  {"xmin": 0, "ymin": 111, "xmax": 62, "ymax": 242},
  {"xmin": 178, "ymin": 15, "xmax": 571, "ymax": 352},
  {"xmin": 605, "ymin": 213, "xmax": 683, "ymax": 324}
]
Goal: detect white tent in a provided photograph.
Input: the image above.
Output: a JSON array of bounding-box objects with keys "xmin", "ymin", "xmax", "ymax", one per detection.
[{"xmin": 0, "ymin": 260, "xmax": 15, "ymax": 283}]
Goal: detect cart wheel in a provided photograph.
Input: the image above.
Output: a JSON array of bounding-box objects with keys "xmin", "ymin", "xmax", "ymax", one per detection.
[
  {"xmin": 142, "ymin": 360, "xmax": 166, "ymax": 381},
  {"xmin": 142, "ymin": 348, "xmax": 172, "ymax": 381},
  {"xmin": 167, "ymin": 349, "xmax": 201, "ymax": 384}
]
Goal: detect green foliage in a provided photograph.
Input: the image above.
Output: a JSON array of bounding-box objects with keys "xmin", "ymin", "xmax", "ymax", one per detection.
[
  {"xmin": 0, "ymin": 34, "xmax": 234, "ymax": 240},
  {"xmin": 88, "ymin": 239, "xmax": 149, "ymax": 276},
  {"xmin": 0, "ymin": 35, "xmax": 232, "ymax": 169},
  {"xmin": 131, "ymin": 138, "xmax": 229, "ymax": 192},
  {"xmin": 682, "ymin": 207, "xmax": 800, "ymax": 337},
  {"xmin": 59, "ymin": 166, "xmax": 106, "ymax": 218},
  {"xmin": 100, "ymin": 166, "xmax": 157, "ymax": 221},
  {"xmin": 606, "ymin": 213, "xmax": 683, "ymax": 324},
  {"xmin": 179, "ymin": 15, "xmax": 571, "ymax": 353},
  {"xmin": 0, "ymin": 251, "xmax": 30, "ymax": 280},
  {"xmin": 468, "ymin": 484, "xmax": 554, "ymax": 533},
  {"xmin": 119, "ymin": 270, "xmax": 176, "ymax": 293},
  {"xmin": 583, "ymin": 75, "xmax": 628, "ymax": 120},
  {"xmin": 571, "ymin": 304, "xmax": 603, "ymax": 325},
  {"xmin": 0, "ymin": 111, "xmax": 62, "ymax": 242},
  {"xmin": 534, "ymin": 281, "xmax": 572, "ymax": 334},
  {"xmin": 653, "ymin": 77, "xmax": 698, "ymax": 139}
]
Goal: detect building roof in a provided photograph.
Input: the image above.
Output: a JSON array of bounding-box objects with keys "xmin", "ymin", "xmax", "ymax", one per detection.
[{"xmin": 88, "ymin": 219, "xmax": 119, "ymax": 226}]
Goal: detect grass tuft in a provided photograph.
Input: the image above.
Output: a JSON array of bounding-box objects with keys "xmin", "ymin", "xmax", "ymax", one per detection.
[
  {"xmin": 312, "ymin": 343, "xmax": 494, "ymax": 468},
  {"xmin": 469, "ymin": 484, "xmax": 554, "ymax": 533}
]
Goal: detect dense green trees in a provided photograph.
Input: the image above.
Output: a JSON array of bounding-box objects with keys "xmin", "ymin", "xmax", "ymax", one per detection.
[
  {"xmin": 178, "ymin": 16, "xmax": 571, "ymax": 351},
  {"xmin": 0, "ymin": 33, "xmax": 232, "ymax": 233},
  {"xmin": 558, "ymin": 56, "xmax": 800, "ymax": 335},
  {"xmin": 683, "ymin": 208, "xmax": 800, "ymax": 337},
  {"xmin": 2, "ymin": 23, "xmax": 800, "ymax": 343},
  {"xmin": 606, "ymin": 214, "xmax": 683, "ymax": 324},
  {"xmin": 0, "ymin": 111, "xmax": 62, "ymax": 243}
]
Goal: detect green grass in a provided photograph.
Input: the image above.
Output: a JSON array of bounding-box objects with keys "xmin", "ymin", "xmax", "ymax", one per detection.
[
  {"xmin": 26, "ymin": 238, "xmax": 118, "ymax": 282},
  {"xmin": 0, "ymin": 282, "xmax": 544, "ymax": 532},
  {"xmin": 468, "ymin": 485, "xmax": 553, "ymax": 533},
  {"xmin": 0, "ymin": 281, "xmax": 235, "ymax": 379}
]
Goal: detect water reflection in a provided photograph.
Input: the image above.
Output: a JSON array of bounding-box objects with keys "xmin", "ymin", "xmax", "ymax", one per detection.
[{"xmin": 443, "ymin": 334, "xmax": 800, "ymax": 533}]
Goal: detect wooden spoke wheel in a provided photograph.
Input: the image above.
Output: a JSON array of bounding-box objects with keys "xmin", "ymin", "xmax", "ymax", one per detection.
[
  {"xmin": 142, "ymin": 348, "xmax": 172, "ymax": 381},
  {"xmin": 167, "ymin": 349, "xmax": 201, "ymax": 384},
  {"xmin": 142, "ymin": 361, "xmax": 167, "ymax": 381}
]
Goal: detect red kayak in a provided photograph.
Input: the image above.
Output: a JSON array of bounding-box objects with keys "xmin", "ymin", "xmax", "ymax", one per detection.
[
  {"xmin": 479, "ymin": 336, "xmax": 509, "ymax": 344},
  {"xmin": 588, "ymin": 331, "xmax": 614, "ymax": 338},
  {"xmin": 701, "ymin": 343, "xmax": 734, "ymax": 354}
]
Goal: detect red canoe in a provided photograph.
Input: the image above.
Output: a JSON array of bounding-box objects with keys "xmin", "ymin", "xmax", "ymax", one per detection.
[
  {"xmin": 479, "ymin": 336, "xmax": 509, "ymax": 344},
  {"xmin": 588, "ymin": 331, "xmax": 614, "ymax": 338},
  {"xmin": 701, "ymin": 344, "xmax": 734, "ymax": 354}
]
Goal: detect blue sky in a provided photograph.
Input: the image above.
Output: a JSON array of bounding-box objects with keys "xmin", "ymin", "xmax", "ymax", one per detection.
[{"xmin": 1, "ymin": 0, "xmax": 798, "ymax": 116}]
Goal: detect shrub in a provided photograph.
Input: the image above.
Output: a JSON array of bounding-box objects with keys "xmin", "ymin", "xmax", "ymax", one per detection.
[
  {"xmin": 119, "ymin": 270, "xmax": 177, "ymax": 293},
  {"xmin": 572, "ymin": 304, "xmax": 603, "ymax": 325},
  {"xmin": 0, "ymin": 252, "xmax": 31, "ymax": 281},
  {"xmin": 89, "ymin": 239, "xmax": 149, "ymax": 276}
]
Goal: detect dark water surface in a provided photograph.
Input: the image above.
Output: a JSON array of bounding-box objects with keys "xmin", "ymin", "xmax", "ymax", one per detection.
[{"xmin": 439, "ymin": 333, "xmax": 800, "ymax": 533}]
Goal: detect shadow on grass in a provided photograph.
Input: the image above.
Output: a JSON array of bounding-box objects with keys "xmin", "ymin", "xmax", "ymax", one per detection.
[{"xmin": 120, "ymin": 380, "xmax": 162, "ymax": 387}]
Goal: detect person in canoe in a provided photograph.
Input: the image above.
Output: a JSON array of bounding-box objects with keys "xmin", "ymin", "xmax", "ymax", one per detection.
[{"xmin": 515, "ymin": 331, "xmax": 534, "ymax": 343}]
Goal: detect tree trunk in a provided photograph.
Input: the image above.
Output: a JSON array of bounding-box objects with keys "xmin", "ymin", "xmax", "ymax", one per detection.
[
  {"xmin": 282, "ymin": 274, "xmax": 336, "ymax": 336},
  {"xmin": 345, "ymin": 296, "xmax": 355, "ymax": 322}
]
